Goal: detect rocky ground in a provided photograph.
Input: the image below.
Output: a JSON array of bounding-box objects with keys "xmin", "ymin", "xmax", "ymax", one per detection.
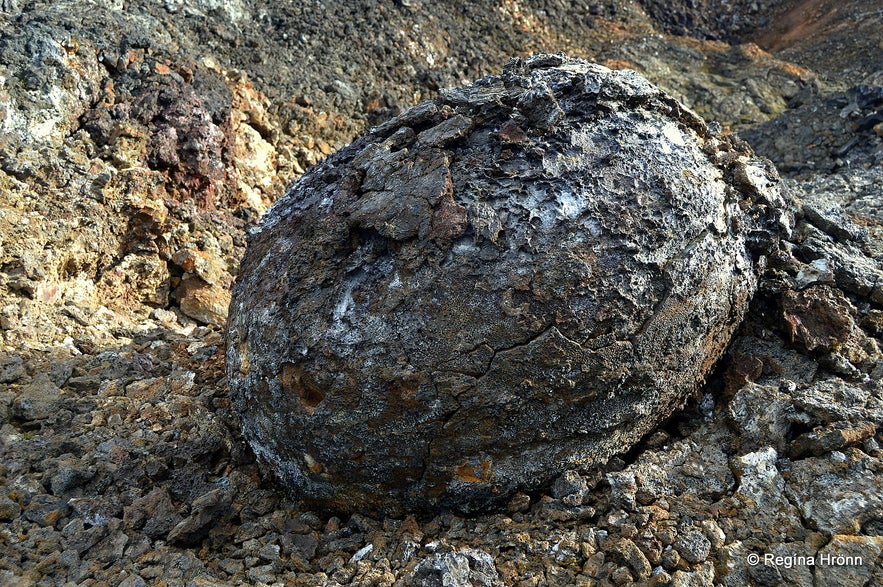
[{"xmin": 0, "ymin": 0, "xmax": 881, "ymax": 586}]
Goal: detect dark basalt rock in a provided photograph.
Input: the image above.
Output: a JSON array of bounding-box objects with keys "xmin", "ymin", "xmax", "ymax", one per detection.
[{"xmin": 226, "ymin": 54, "xmax": 792, "ymax": 515}]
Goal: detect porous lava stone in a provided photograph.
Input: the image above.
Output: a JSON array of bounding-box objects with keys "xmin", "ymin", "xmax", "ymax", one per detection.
[{"xmin": 226, "ymin": 54, "xmax": 791, "ymax": 515}]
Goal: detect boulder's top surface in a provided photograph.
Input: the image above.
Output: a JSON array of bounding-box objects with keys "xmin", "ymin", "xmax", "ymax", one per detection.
[{"xmin": 227, "ymin": 54, "xmax": 790, "ymax": 515}]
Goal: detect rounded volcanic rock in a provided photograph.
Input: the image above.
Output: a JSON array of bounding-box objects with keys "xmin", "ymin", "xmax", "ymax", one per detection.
[{"xmin": 226, "ymin": 54, "xmax": 791, "ymax": 515}]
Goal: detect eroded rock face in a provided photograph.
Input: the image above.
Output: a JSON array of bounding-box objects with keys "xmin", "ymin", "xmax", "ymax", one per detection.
[{"xmin": 226, "ymin": 54, "xmax": 791, "ymax": 514}]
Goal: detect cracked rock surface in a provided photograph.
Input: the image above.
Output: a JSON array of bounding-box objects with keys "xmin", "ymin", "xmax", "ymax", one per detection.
[{"xmin": 227, "ymin": 55, "xmax": 791, "ymax": 515}]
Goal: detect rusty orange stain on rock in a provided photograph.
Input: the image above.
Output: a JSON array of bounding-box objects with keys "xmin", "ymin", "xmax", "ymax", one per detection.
[
  {"xmin": 237, "ymin": 341, "xmax": 250, "ymax": 376},
  {"xmin": 782, "ymin": 286, "xmax": 854, "ymax": 352},
  {"xmin": 429, "ymin": 196, "xmax": 468, "ymax": 242},
  {"xmin": 455, "ymin": 460, "xmax": 492, "ymax": 483},
  {"xmin": 280, "ymin": 362, "xmax": 326, "ymax": 412},
  {"xmin": 497, "ymin": 120, "xmax": 528, "ymax": 143},
  {"xmin": 602, "ymin": 59, "xmax": 635, "ymax": 71},
  {"xmin": 304, "ymin": 453, "xmax": 324, "ymax": 474}
]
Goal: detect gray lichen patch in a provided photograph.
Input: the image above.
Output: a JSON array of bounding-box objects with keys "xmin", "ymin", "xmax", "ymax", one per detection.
[{"xmin": 226, "ymin": 54, "xmax": 792, "ymax": 515}]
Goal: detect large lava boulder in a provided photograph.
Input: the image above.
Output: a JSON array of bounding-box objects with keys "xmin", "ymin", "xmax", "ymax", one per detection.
[{"xmin": 226, "ymin": 54, "xmax": 791, "ymax": 515}]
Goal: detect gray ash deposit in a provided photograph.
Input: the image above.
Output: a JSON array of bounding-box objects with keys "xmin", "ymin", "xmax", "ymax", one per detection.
[{"xmin": 227, "ymin": 54, "xmax": 791, "ymax": 515}]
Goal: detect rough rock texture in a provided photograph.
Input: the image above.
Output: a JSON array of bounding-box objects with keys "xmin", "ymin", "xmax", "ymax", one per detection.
[
  {"xmin": 1, "ymin": 0, "xmax": 882, "ymax": 585},
  {"xmin": 635, "ymin": 0, "xmax": 781, "ymax": 41},
  {"xmin": 227, "ymin": 55, "xmax": 790, "ymax": 515}
]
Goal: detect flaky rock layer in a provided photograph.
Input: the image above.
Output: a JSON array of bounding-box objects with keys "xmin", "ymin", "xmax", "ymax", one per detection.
[{"xmin": 227, "ymin": 54, "xmax": 791, "ymax": 515}]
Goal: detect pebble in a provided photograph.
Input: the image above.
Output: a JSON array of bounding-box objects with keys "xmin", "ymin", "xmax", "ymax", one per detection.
[
  {"xmin": 0, "ymin": 497, "xmax": 22, "ymax": 521},
  {"xmin": 610, "ymin": 565, "xmax": 634, "ymax": 585},
  {"xmin": 616, "ymin": 537, "xmax": 653, "ymax": 579},
  {"xmin": 12, "ymin": 374, "xmax": 64, "ymax": 422},
  {"xmin": 674, "ymin": 530, "xmax": 712, "ymax": 565},
  {"xmin": 23, "ymin": 494, "xmax": 70, "ymax": 527}
]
